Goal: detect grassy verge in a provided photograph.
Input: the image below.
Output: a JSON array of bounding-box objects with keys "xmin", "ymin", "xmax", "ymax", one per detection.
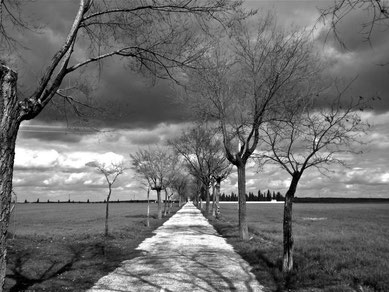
[
  {"xmin": 5, "ymin": 203, "xmax": 179, "ymax": 292},
  {"xmin": 206, "ymin": 203, "xmax": 389, "ymax": 292}
]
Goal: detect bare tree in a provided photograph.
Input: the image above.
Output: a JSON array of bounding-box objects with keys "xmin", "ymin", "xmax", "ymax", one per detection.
[
  {"xmin": 162, "ymin": 157, "xmax": 185, "ymax": 216},
  {"xmin": 320, "ymin": 0, "xmax": 389, "ymax": 46},
  {"xmin": 169, "ymin": 172, "xmax": 190, "ymax": 207},
  {"xmin": 211, "ymin": 166, "xmax": 232, "ymax": 217},
  {"xmin": 0, "ymin": 0, "xmax": 30, "ymax": 54},
  {"xmin": 0, "ymin": 0, "xmax": 243, "ymax": 287},
  {"xmin": 86, "ymin": 161, "xmax": 126, "ymax": 237},
  {"xmin": 168, "ymin": 123, "xmax": 230, "ymax": 215},
  {"xmin": 130, "ymin": 146, "xmax": 177, "ymax": 219},
  {"xmin": 258, "ymin": 89, "xmax": 369, "ymax": 273},
  {"xmin": 184, "ymin": 14, "xmax": 317, "ymax": 239}
]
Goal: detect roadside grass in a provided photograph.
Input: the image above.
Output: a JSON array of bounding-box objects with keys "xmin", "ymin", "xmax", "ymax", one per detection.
[
  {"xmin": 5, "ymin": 203, "xmax": 179, "ymax": 292},
  {"xmin": 208, "ymin": 203, "xmax": 389, "ymax": 292}
]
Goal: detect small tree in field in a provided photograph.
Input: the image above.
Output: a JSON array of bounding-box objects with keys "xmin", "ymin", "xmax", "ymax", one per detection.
[
  {"xmin": 258, "ymin": 91, "xmax": 369, "ymax": 273},
  {"xmin": 86, "ymin": 161, "xmax": 126, "ymax": 237},
  {"xmin": 130, "ymin": 146, "xmax": 177, "ymax": 219}
]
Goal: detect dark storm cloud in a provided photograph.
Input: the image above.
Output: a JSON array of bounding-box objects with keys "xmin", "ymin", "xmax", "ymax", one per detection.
[
  {"xmin": 19, "ymin": 129, "xmax": 84, "ymax": 143},
  {"xmin": 92, "ymin": 71, "xmax": 189, "ymax": 129},
  {"xmin": 6, "ymin": 1, "xmax": 190, "ymax": 130},
  {"xmin": 11, "ymin": 0, "xmax": 389, "ymax": 129},
  {"xmin": 244, "ymin": 1, "xmax": 389, "ymax": 112}
]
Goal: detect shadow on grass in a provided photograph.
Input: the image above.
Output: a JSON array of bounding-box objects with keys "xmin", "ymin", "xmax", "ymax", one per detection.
[
  {"xmin": 209, "ymin": 218, "xmax": 288, "ymax": 292},
  {"xmin": 6, "ymin": 238, "xmax": 131, "ymax": 292},
  {"xmin": 8, "ymin": 245, "xmax": 84, "ymax": 292},
  {"xmin": 5, "ymin": 209, "xmax": 179, "ymax": 292}
]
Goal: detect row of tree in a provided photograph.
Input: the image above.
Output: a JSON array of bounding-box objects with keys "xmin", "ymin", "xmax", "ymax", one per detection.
[
  {"xmin": 172, "ymin": 13, "xmax": 370, "ymax": 275},
  {"xmin": 220, "ymin": 191, "xmax": 285, "ymax": 202},
  {"xmin": 100, "ymin": 4, "xmax": 371, "ymax": 277}
]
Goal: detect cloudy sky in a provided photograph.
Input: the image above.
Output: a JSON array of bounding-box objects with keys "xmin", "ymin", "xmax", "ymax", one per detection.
[{"xmin": 6, "ymin": 0, "xmax": 389, "ymax": 202}]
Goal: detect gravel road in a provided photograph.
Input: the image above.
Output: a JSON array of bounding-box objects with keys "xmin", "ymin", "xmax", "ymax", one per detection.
[{"xmin": 87, "ymin": 202, "xmax": 264, "ymax": 292}]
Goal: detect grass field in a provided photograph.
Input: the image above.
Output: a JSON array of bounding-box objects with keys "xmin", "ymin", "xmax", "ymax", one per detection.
[
  {"xmin": 5, "ymin": 202, "xmax": 178, "ymax": 292},
  {"xmin": 208, "ymin": 203, "xmax": 389, "ymax": 292}
]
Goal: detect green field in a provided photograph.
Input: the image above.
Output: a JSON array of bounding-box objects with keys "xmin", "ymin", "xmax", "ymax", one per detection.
[
  {"xmin": 5, "ymin": 202, "xmax": 178, "ymax": 292},
  {"xmin": 210, "ymin": 203, "xmax": 389, "ymax": 292}
]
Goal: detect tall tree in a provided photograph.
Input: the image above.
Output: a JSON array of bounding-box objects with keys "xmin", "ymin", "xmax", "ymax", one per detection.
[
  {"xmin": 184, "ymin": 14, "xmax": 316, "ymax": 239},
  {"xmin": 130, "ymin": 146, "xmax": 177, "ymax": 219},
  {"xmin": 86, "ymin": 161, "xmax": 126, "ymax": 237},
  {"xmin": 258, "ymin": 90, "xmax": 369, "ymax": 273},
  {"xmin": 0, "ymin": 1, "xmax": 242, "ymax": 288}
]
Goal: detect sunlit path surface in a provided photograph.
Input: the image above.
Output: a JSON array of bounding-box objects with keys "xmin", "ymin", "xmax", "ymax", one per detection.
[{"xmin": 87, "ymin": 202, "xmax": 264, "ymax": 292}]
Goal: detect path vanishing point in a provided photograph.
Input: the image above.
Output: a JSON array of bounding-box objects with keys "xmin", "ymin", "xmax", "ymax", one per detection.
[{"xmin": 87, "ymin": 202, "xmax": 264, "ymax": 292}]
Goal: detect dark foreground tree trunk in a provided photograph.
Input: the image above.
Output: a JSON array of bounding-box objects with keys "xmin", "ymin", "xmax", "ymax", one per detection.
[
  {"xmin": 237, "ymin": 164, "xmax": 249, "ymax": 240},
  {"xmin": 105, "ymin": 186, "xmax": 112, "ymax": 237},
  {"xmin": 282, "ymin": 172, "xmax": 301, "ymax": 273},
  {"xmin": 156, "ymin": 189, "xmax": 162, "ymax": 219},
  {"xmin": 0, "ymin": 65, "xmax": 21, "ymax": 289}
]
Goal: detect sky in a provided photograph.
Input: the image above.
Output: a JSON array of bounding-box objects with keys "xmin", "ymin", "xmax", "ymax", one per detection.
[{"xmin": 5, "ymin": 0, "xmax": 389, "ymax": 202}]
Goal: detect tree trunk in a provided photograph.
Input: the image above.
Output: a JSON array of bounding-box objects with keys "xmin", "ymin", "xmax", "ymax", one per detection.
[
  {"xmin": 146, "ymin": 188, "xmax": 150, "ymax": 227},
  {"xmin": 211, "ymin": 183, "xmax": 216, "ymax": 217},
  {"xmin": 215, "ymin": 177, "xmax": 221, "ymax": 218},
  {"xmin": 105, "ymin": 186, "xmax": 111, "ymax": 237},
  {"xmin": 156, "ymin": 189, "xmax": 162, "ymax": 219},
  {"xmin": 163, "ymin": 189, "xmax": 168, "ymax": 217},
  {"xmin": 205, "ymin": 183, "xmax": 210, "ymax": 215},
  {"xmin": 168, "ymin": 194, "xmax": 172, "ymax": 214},
  {"xmin": 282, "ymin": 172, "xmax": 300, "ymax": 273},
  {"xmin": 0, "ymin": 65, "xmax": 21, "ymax": 289},
  {"xmin": 237, "ymin": 164, "xmax": 249, "ymax": 240}
]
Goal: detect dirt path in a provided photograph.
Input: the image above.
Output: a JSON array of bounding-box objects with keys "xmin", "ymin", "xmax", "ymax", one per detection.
[{"xmin": 87, "ymin": 202, "xmax": 264, "ymax": 292}]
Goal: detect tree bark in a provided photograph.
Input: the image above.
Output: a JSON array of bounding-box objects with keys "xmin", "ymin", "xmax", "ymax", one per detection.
[
  {"xmin": 282, "ymin": 172, "xmax": 300, "ymax": 273},
  {"xmin": 205, "ymin": 183, "xmax": 210, "ymax": 215},
  {"xmin": 0, "ymin": 65, "xmax": 21, "ymax": 289},
  {"xmin": 179, "ymin": 194, "xmax": 182, "ymax": 207},
  {"xmin": 163, "ymin": 189, "xmax": 168, "ymax": 217},
  {"xmin": 156, "ymin": 189, "xmax": 162, "ymax": 219},
  {"xmin": 146, "ymin": 188, "xmax": 150, "ymax": 227},
  {"xmin": 168, "ymin": 193, "xmax": 173, "ymax": 214},
  {"xmin": 105, "ymin": 185, "xmax": 111, "ymax": 237},
  {"xmin": 215, "ymin": 177, "xmax": 221, "ymax": 218},
  {"xmin": 237, "ymin": 163, "xmax": 249, "ymax": 240},
  {"xmin": 211, "ymin": 183, "xmax": 216, "ymax": 217}
]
